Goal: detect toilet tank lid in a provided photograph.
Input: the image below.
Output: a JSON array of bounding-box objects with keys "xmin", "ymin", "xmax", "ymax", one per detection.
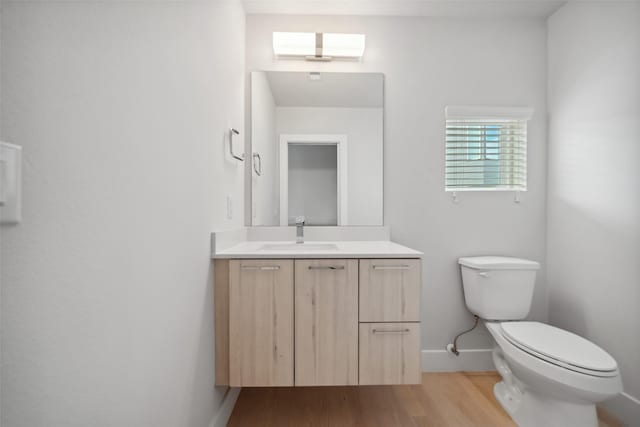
[{"xmin": 458, "ymin": 256, "xmax": 540, "ymax": 270}]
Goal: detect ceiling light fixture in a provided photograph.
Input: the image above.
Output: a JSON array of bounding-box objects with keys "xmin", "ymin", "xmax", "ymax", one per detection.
[{"xmin": 272, "ymin": 32, "xmax": 365, "ymax": 61}]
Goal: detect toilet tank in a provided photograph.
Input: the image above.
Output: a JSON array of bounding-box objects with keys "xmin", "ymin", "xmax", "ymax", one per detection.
[{"xmin": 458, "ymin": 256, "xmax": 540, "ymax": 321}]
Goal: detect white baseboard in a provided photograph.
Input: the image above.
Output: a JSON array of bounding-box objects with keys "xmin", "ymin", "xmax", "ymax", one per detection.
[
  {"xmin": 602, "ymin": 391, "xmax": 640, "ymax": 426},
  {"xmin": 422, "ymin": 348, "xmax": 495, "ymax": 372},
  {"xmin": 211, "ymin": 387, "xmax": 241, "ymax": 427}
]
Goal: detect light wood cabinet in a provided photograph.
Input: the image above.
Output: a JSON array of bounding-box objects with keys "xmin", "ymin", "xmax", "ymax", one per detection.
[
  {"xmin": 215, "ymin": 257, "xmax": 421, "ymax": 387},
  {"xmin": 359, "ymin": 259, "xmax": 421, "ymax": 322},
  {"xmin": 228, "ymin": 259, "xmax": 294, "ymax": 387},
  {"xmin": 294, "ymin": 259, "xmax": 358, "ymax": 386},
  {"xmin": 214, "ymin": 259, "xmax": 230, "ymax": 386},
  {"xmin": 359, "ymin": 322, "xmax": 421, "ymax": 385}
]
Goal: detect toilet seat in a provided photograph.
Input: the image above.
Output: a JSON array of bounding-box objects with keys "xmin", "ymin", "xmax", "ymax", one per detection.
[{"xmin": 499, "ymin": 322, "xmax": 618, "ymax": 378}]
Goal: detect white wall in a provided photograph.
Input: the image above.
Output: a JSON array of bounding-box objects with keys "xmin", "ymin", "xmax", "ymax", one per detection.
[
  {"xmin": 0, "ymin": 1, "xmax": 245, "ymax": 426},
  {"xmin": 547, "ymin": 2, "xmax": 640, "ymax": 423},
  {"xmin": 276, "ymin": 107, "xmax": 384, "ymax": 226},
  {"xmin": 0, "ymin": 5, "xmax": 3, "ymax": 423},
  {"xmin": 247, "ymin": 15, "xmax": 548, "ymax": 353},
  {"xmin": 250, "ymin": 72, "xmax": 279, "ymax": 225}
]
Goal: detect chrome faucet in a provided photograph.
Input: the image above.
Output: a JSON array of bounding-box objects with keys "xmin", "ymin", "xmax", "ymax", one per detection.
[{"xmin": 295, "ymin": 216, "xmax": 305, "ymax": 244}]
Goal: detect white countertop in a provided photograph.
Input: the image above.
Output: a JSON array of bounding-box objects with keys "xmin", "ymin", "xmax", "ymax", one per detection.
[{"xmin": 213, "ymin": 240, "xmax": 423, "ymax": 259}]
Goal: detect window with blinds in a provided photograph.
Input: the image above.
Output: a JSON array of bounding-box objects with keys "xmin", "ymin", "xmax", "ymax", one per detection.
[{"xmin": 445, "ymin": 107, "xmax": 532, "ymax": 191}]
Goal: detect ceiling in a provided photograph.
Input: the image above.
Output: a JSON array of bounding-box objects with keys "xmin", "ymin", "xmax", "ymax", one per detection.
[
  {"xmin": 242, "ymin": 0, "xmax": 566, "ymax": 18},
  {"xmin": 263, "ymin": 71, "xmax": 384, "ymax": 108}
]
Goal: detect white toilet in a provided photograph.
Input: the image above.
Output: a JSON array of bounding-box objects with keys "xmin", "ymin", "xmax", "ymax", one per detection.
[{"xmin": 459, "ymin": 256, "xmax": 622, "ymax": 427}]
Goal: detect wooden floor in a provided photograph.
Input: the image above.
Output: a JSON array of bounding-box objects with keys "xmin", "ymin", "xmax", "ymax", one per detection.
[{"xmin": 227, "ymin": 372, "xmax": 621, "ymax": 427}]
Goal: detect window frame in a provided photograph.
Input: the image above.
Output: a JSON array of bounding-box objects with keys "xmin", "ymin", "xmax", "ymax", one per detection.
[{"xmin": 444, "ymin": 106, "xmax": 533, "ymax": 193}]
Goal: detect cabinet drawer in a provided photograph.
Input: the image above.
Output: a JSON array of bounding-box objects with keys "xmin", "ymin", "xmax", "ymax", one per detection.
[
  {"xmin": 359, "ymin": 259, "xmax": 421, "ymax": 322},
  {"xmin": 229, "ymin": 259, "xmax": 294, "ymax": 387},
  {"xmin": 358, "ymin": 322, "xmax": 421, "ymax": 385}
]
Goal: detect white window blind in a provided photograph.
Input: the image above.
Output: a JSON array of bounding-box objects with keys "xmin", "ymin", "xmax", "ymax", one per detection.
[{"xmin": 445, "ymin": 106, "xmax": 532, "ymax": 191}]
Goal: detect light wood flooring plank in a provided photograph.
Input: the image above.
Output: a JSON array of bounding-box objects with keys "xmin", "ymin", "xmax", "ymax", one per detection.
[{"xmin": 228, "ymin": 371, "xmax": 620, "ymax": 427}]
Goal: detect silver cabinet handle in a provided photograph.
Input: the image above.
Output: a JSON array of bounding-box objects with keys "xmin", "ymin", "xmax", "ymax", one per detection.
[
  {"xmin": 372, "ymin": 328, "xmax": 411, "ymax": 334},
  {"xmin": 241, "ymin": 265, "xmax": 280, "ymax": 271},
  {"xmin": 308, "ymin": 265, "xmax": 345, "ymax": 270},
  {"xmin": 372, "ymin": 265, "xmax": 410, "ymax": 270},
  {"xmin": 252, "ymin": 153, "xmax": 262, "ymax": 176}
]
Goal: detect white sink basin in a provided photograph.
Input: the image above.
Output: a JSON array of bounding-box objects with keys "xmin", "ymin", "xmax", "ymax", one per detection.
[{"xmin": 259, "ymin": 242, "xmax": 339, "ymax": 251}]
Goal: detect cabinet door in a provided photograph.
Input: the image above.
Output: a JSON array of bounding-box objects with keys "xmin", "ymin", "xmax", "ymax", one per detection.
[
  {"xmin": 229, "ymin": 259, "xmax": 294, "ymax": 387},
  {"xmin": 359, "ymin": 323, "xmax": 421, "ymax": 385},
  {"xmin": 359, "ymin": 259, "xmax": 421, "ymax": 322},
  {"xmin": 295, "ymin": 259, "xmax": 358, "ymax": 386}
]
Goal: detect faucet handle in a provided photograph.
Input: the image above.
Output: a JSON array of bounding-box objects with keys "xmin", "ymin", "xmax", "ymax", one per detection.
[{"xmin": 295, "ymin": 216, "xmax": 306, "ymax": 226}]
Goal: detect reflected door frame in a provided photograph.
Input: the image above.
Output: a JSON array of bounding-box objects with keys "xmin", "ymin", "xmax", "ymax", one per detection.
[{"xmin": 279, "ymin": 134, "xmax": 348, "ymax": 226}]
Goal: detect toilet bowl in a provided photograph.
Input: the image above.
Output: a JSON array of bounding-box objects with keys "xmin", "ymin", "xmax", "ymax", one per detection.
[
  {"xmin": 458, "ymin": 256, "xmax": 622, "ymax": 427},
  {"xmin": 486, "ymin": 321, "xmax": 622, "ymax": 427}
]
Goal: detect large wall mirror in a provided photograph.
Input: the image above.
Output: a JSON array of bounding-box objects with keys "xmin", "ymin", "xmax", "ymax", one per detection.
[{"xmin": 250, "ymin": 71, "xmax": 384, "ymax": 226}]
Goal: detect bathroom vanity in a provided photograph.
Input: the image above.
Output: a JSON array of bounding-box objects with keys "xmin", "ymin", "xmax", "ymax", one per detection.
[
  {"xmin": 215, "ymin": 71, "xmax": 422, "ymax": 387},
  {"xmin": 213, "ymin": 237, "xmax": 422, "ymax": 387}
]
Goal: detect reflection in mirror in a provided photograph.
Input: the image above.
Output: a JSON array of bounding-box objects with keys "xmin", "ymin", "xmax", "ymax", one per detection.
[
  {"xmin": 250, "ymin": 71, "xmax": 383, "ymax": 226},
  {"xmin": 288, "ymin": 144, "xmax": 338, "ymax": 226}
]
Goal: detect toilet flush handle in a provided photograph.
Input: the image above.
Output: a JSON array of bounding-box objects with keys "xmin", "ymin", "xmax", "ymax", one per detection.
[{"xmin": 479, "ymin": 272, "xmax": 490, "ymax": 278}]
